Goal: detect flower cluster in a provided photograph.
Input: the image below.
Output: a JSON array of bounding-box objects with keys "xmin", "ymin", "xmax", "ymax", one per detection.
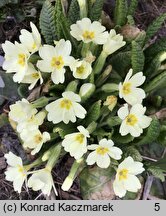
[{"xmin": 3, "ymin": 15, "xmax": 152, "ymax": 199}]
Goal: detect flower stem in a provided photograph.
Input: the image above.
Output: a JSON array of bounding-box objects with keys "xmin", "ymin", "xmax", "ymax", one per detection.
[{"xmin": 93, "ymin": 51, "xmax": 108, "ymax": 75}]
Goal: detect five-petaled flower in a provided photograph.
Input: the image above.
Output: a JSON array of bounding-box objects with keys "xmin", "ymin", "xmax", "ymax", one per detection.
[
  {"xmin": 37, "ymin": 39, "xmax": 73, "ymax": 84},
  {"xmin": 70, "ymin": 18, "xmax": 108, "ymax": 44},
  {"xmin": 86, "ymin": 138, "xmax": 122, "ymax": 168},
  {"xmin": 118, "ymin": 103, "xmax": 152, "ymax": 137},
  {"xmin": 119, "ymin": 69, "xmax": 146, "ymax": 105},
  {"xmin": 113, "ymin": 156, "xmax": 144, "ymax": 198},
  {"xmin": 46, "ymin": 91, "xmax": 87, "ymax": 124},
  {"xmin": 62, "ymin": 126, "xmax": 90, "ymax": 160},
  {"xmin": 5, "ymin": 152, "xmax": 27, "ymax": 193}
]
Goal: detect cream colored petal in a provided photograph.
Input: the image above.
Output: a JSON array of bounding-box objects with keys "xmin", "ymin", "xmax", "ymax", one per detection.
[
  {"xmin": 77, "ymin": 126, "xmax": 90, "ymax": 137},
  {"xmin": 73, "ymin": 102, "xmax": 87, "ymax": 119},
  {"xmin": 62, "ymin": 91, "xmax": 81, "ymax": 102},
  {"xmin": 129, "ymin": 72, "xmax": 145, "ymax": 87},
  {"xmin": 130, "ymin": 104, "xmax": 146, "ymax": 116},
  {"xmin": 5, "ymin": 152, "xmax": 23, "ymax": 167},
  {"xmin": 124, "ymin": 174, "xmax": 141, "ymax": 192},
  {"xmin": 108, "ymin": 147, "xmax": 122, "ymax": 160},
  {"xmin": 96, "ymin": 154, "xmax": 110, "ymax": 168},
  {"xmin": 87, "ymin": 144, "xmax": 99, "ymax": 150},
  {"xmin": 39, "ymin": 45, "xmax": 56, "ymax": 60},
  {"xmin": 128, "ymin": 124, "xmax": 142, "ymax": 137},
  {"xmin": 51, "ymin": 68, "xmax": 65, "ymax": 84},
  {"xmin": 117, "ymin": 104, "xmax": 129, "ymax": 120},
  {"xmin": 113, "ymin": 179, "xmax": 127, "ymax": 198},
  {"xmin": 119, "ymin": 121, "xmax": 129, "ymax": 136},
  {"xmin": 138, "ymin": 115, "xmax": 152, "ymax": 129},
  {"xmin": 124, "ymin": 69, "xmax": 133, "ymax": 82},
  {"xmin": 37, "ymin": 60, "xmax": 52, "ymax": 72},
  {"xmin": 99, "ymin": 138, "xmax": 114, "ymax": 147},
  {"xmin": 127, "ymin": 162, "xmax": 145, "ymax": 175},
  {"xmin": 86, "ymin": 151, "xmax": 97, "ymax": 165}
]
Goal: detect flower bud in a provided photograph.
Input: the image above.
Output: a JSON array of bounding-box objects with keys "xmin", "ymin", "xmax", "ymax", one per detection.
[
  {"xmin": 104, "ymin": 95, "xmax": 117, "ymax": 111},
  {"xmin": 61, "ymin": 176, "xmax": 73, "ymax": 191},
  {"xmin": 79, "ymin": 83, "xmax": 95, "ymax": 101}
]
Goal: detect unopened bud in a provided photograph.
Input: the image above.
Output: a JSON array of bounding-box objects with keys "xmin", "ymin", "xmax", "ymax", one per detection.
[{"xmin": 104, "ymin": 95, "xmax": 117, "ymax": 111}]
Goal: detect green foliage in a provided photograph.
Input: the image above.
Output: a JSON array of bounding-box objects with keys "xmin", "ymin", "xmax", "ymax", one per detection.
[
  {"xmin": 144, "ymin": 71, "xmax": 166, "ymax": 93},
  {"xmin": 68, "ymin": 0, "xmax": 80, "ymax": 24},
  {"xmin": 145, "ymin": 13, "xmax": 166, "ymax": 44},
  {"xmin": 134, "ymin": 118, "xmax": 160, "ymax": 146},
  {"xmin": 145, "ymin": 38, "xmax": 166, "ymax": 62},
  {"xmin": 144, "ymin": 52, "xmax": 164, "ymax": 78},
  {"xmin": 89, "ymin": 0, "xmax": 104, "ymax": 21},
  {"xmin": 109, "ymin": 51, "xmax": 131, "ymax": 78},
  {"xmin": 125, "ymin": 147, "xmax": 142, "ymax": 162},
  {"xmin": 55, "ymin": 0, "xmax": 64, "ymax": 40},
  {"xmin": 39, "ymin": 0, "xmax": 57, "ymax": 44},
  {"xmin": 107, "ymin": 116, "xmax": 122, "ymax": 127},
  {"xmin": 131, "ymin": 41, "xmax": 145, "ymax": 74},
  {"xmin": 114, "ymin": 0, "xmax": 128, "ymax": 26},
  {"xmin": 0, "ymin": 0, "xmax": 19, "ymax": 8},
  {"xmin": 151, "ymin": 156, "xmax": 166, "ymax": 172},
  {"xmin": 80, "ymin": 166, "xmax": 115, "ymax": 200},
  {"xmin": 112, "ymin": 132, "xmax": 134, "ymax": 144},
  {"xmin": 85, "ymin": 100, "xmax": 101, "ymax": 126},
  {"xmin": 127, "ymin": 0, "xmax": 138, "ymax": 17},
  {"xmin": 0, "ymin": 71, "xmax": 18, "ymax": 105},
  {"xmin": 148, "ymin": 167, "xmax": 165, "ymax": 182}
]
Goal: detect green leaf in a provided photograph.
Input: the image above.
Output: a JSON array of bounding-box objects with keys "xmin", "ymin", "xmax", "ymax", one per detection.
[
  {"xmin": 107, "ymin": 116, "xmax": 122, "ymax": 127},
  {"xmin": 131, "ymin": 41, "xmax": 145, "ymax": 74},
  {"xmin": 145, "ymin": 13, "xmax": 166, "ymax": 44},
  {"xmin": 144, "ymin": 52, "xmax": 165, "ymax": 78},
  {"xmin": 84, "ymin": 100, "xmax": 101, "ymax": 126},
  {"xmin": 68, "ymin": 0, "xmax": 80, "ymax": 24},
  {"xmin": 151, "ymin": 156, "xmax": 166, "ymax": 172},
  {"xmin": 124, "ymin": 147, "xmax": 142, "ymax": 162},
  {"xmin": 148, "ymin": 167, "xmax": 165, "ymax": 182},
  {"xmin": 109, "ymin": 51, "xmax": 131, "ymax": 78},
  {"xmin": 79, "ymin": 166, "xmax": 116, "ymax": 200},
  {"xmin": 39, "ymin": 0, "xmax": 57, "ymax": 44},
  {"xmin": 89, "ymin": 0, "xmax": 104, "ymax": 21},
  {"xmin": 128, "ymin": 0, "xmax": 138, "ymax": 17},
  {"xmin": 134, "ymin": 118, "xmax": 160, "ymax": 146},
  {"xmin": 144, "ymin": 71, "xmax": 166, "ymax": 93},
  {"xmin": 0, "ymin": 70, "xmax": 18, "ymax": 105},
  {"xmin": 112, "ymin": 132, "xmax": 134, "ymax": 144},
  {"xmin": 55, "ymin": 0, "xmax": 64, "ymax": 40},
  {"xmin": 145, "ymin": 38, "xmax": 166, "ymax": 61},
  {"xmin": 114, "ymin": 0, "xmax": 128, "ymax": 26}
]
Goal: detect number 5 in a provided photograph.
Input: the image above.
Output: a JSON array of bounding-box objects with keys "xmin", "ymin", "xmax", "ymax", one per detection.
[{"xmin": 154, "ymin": 203, "xmax": 160, "ymax": 211}]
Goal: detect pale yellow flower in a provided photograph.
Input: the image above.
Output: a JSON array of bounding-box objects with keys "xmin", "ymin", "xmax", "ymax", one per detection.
[
  {"xmin": 46, "ymin": 91, "xmax": 87, "ymax": 124},
  {"xmin": 86, "ymin": 138, "xmax": 122, "ymax": 168},
  {"xmin": 37, "ymin": 39, "xmax": 73, "ymax": 84},
  {"xmin": 119, "ymin": 69, "xmax": 146, "ymax": 105},
  {"xmin": 118, "ymin": 104, "xmax": 152, "ymax": 137},
  {"xmin": 62, "ymin": 126, "xmax": 90, "ymax": 160},
  {"xmin": 19, "ymin": 22, "xmax": 41, "ymax": 53},
  {"xmin": 2, "ymin": 41, "xmax": 30, "ymax": 82},
  {"xmin": 5, "ymin": 152, "xmax": 27, "ymax": 193},
  {"xmin": 113, "ymin": 156, "xmax": 144, "ymax": 198},
  {"xmin": 70, "ymin": 18, "xmax": 108, "ymax": 44}
]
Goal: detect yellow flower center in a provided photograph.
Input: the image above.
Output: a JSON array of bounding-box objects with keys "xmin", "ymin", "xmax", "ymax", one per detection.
[
  {"xmin": 34, "ymin": 135, "xmax": 43, "ymax": 144},
  {"xmin": 96, "ymin": 147, "xmax": 109, "ymax": 155},
  {"xmin": 51, "ymin": 56, "xmax": 64, "ymax": 69},
  {"xmin": 60, "ymin": 99, "xmax": 72, "ymax": 110},
  {"xmin": 75, "ymin": 134, "xmax": 84, "ymax": 144},
  {"xmin": 122, "ymin": 82, "xmax": 131, "ymax": 95},
  {"xmin": 32, "ymin": 73, "xmax": 40, "ymax": 79},
  {"xmin": 76, "ymin": 65, "xmax": 85, "ymax": 74},
  {"xmin": 18, "ymin": 53, "xmax": 26, "ymax": 67},
  {"xmin": 17, "ymin": 165, "xmax": 26, "ymax": 177},
  {"xmin": 126, "ymin": 114, "xmax": 138, "ymax": 126},
  {"xmin": 82, "ymin": 30, "xmax": 95, "ymax": 40},
  {"xmin": 118, "ymin": 169, "xmax": 128, "ymax": 181}
]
